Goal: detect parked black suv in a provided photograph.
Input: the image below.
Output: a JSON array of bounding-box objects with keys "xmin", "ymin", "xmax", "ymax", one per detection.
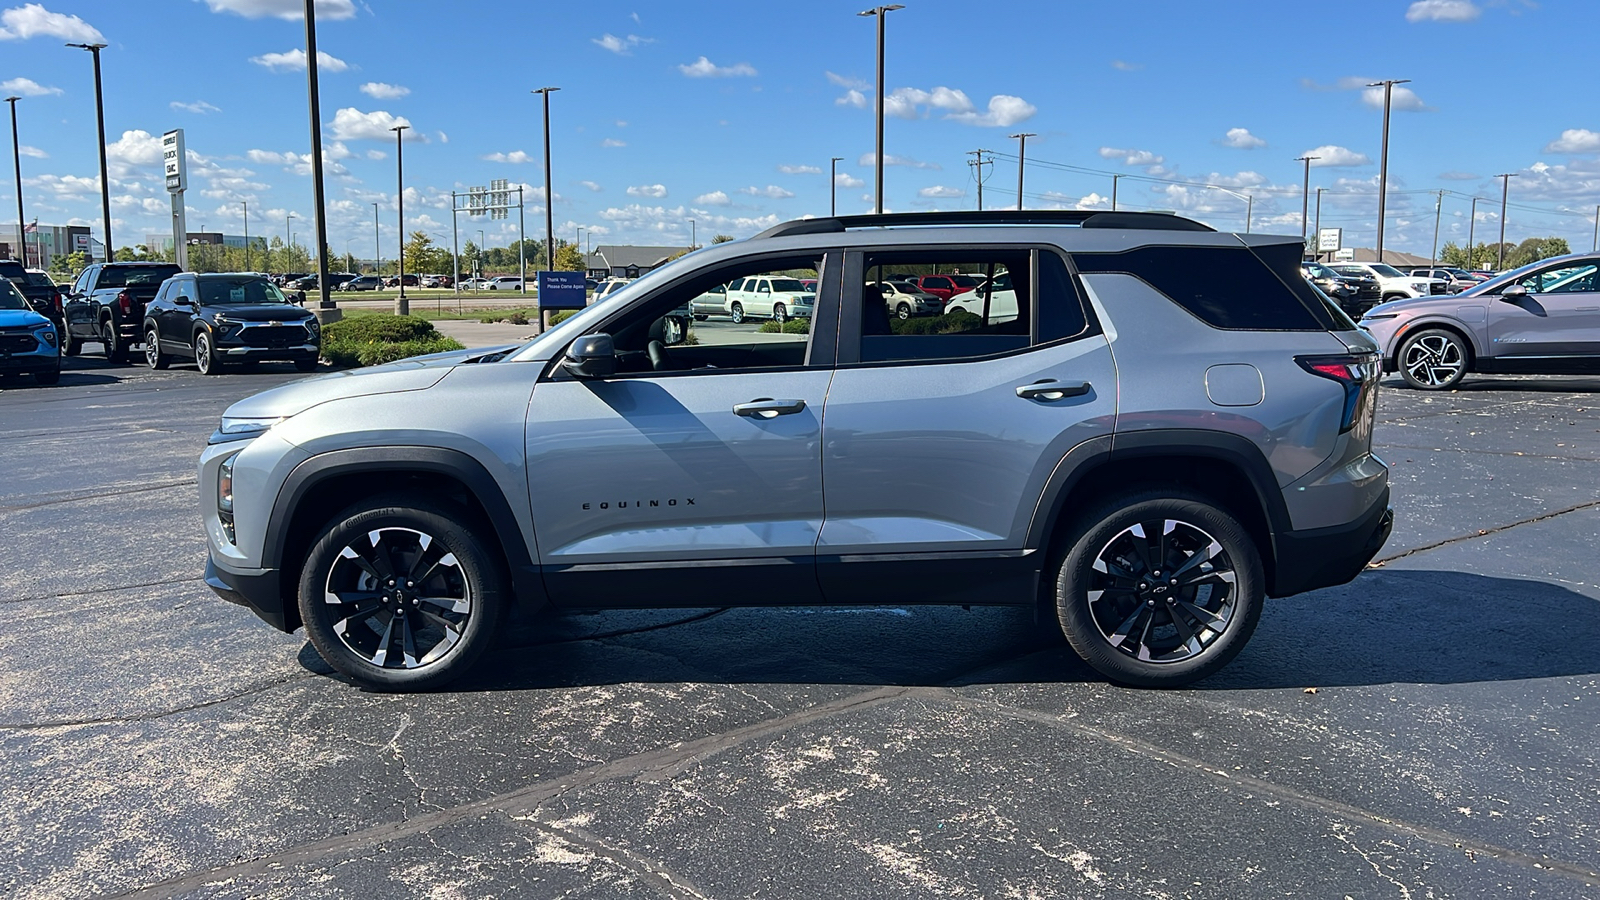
[
  {"xmin": 144, "ymin": 273, "xmax": 321, "ymax": 374},
  {"xmin": 61, "ymin": 262, "xmax": 183, "ymax": 362},
  {"xmin": 0, "ymin": 260, "xmax": 62, "ymax": 331}
]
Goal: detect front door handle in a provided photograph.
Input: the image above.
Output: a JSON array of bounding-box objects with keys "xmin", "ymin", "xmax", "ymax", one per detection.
[
  {"xmin": 1016, "ymin": 380, "xmax": 1091, "ymax": 401},
  {"xmin": 734, "ymin": 398, "xmax": 807, "ymax": 418}
]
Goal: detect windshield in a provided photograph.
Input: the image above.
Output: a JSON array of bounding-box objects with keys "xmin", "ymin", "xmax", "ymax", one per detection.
[
  {"xmin": 1368, "ymin": 264, "xmax": 1404, "ymax": 278},
  {"xmin": 98, "ymin": 265, "xmax": 181, "ymax": 288},
  {"xmin": 769, "ymin": 278, "xmax": 808, "ymax": 292},
  {"xmin": 0, "ymin": 279, "xmax": 27, "ymax": 310},
  {"xmin": 1303, "ymin": 263, "xmax": 1335, "ymax": 278},
  {"xmin": 199, "ymin": 278, "xmax": 291, "ymax": 305},
  {"xmin": 24, "ymin": 272, "xmax": 55, "ymax": 287}
]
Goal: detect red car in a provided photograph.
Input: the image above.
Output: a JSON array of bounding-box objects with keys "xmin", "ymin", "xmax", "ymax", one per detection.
[{"xmin": 912, "ymin": 273, "xmax": 983, "ymax": 302}]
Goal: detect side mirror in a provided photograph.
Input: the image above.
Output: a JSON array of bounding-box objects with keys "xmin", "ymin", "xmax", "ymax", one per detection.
[
  {"xmin": 662, "ymin": 315, "xmax": 688, "ymax": 346},
  {"xmin": 1500, "ymin": 283, "xmax": 1529, "ymax": 299},
  {"xmin": 563, "ymin": 332, "xmax": 616, "ymax": 378},
  {"xmin": 174, "ymin": 296, "xmax": 194, "ymax": 307}
]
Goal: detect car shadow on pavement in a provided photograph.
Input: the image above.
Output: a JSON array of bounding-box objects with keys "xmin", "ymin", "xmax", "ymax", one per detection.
[
  {"xmin": 293, "ymin": 569, "xmax": 1600, "ymax": 693},
  {"xmin": 1383, "ymin": 375, "xmax": 1600, "ymax": 394}
]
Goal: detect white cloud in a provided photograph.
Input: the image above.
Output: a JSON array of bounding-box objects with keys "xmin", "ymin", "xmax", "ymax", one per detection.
[
  {"xmin": 627, "ymin": 184, "xmax": 668, "ymax": 198},
  {"xmin": 105, "ymin": 130, "xmax": 164, "ymax": 167},
  {"xmin": 1438, "ymin": 170, "xmax": 1478, "ymax": 181},
  {"xmin": 1359, "ymin": 84, "xmax": 1428, "ymax": 112},
  {"xmin": 945, "ymin": 94, "xmax": 1036, "ymax": 127},
  {"xmin": 360, "ymin": 82, "xmax": 410, "ymax": 100},
  {"xmin": 918, "ymin": 186, "xmax": 963, "ymax": 199},
  {"xmin": 1301, "ymin": 144, "xmax": 1371, "ymax": 167},
  {"xmin": 1099, "ymin": 147, "xmax": 1165, "ymax": 168},
  {"xmin": 1111, "ymin": 60, "xmax": 1142, "ymax": 71},
  {"xmin": 202, "ymin": 0, "xmax": 355, "ymax": 20},
  {"xmin": 483, "ymin": 150, "xmax": 534, "ymax": 164},
  {"xmin": 0, "ymin": 76, "xmax": 59, "ymax": 96},
  {"xmin": 24, "ymin": 173, "xmax": 98, "ymax": 197},
  {"xmin": 826, "ymin": 71, "xmax": 869, "ymax": 90},
  {"xmin": 778, "ymin": 164, "xmax": 822, "ymax": 175},
  {"xmin": 858, "ymin": 152, "xmax": 940, "ymax": 170},
  {"xmin": 18, "ymin": 144, "xmax": 45, "ymax": 158},
  {"xmin": 436, "ymin": 131, "xmax": 448, "ymax": 143},
  {"xmin": 1405, "ymin": 0, "xmax": 1480, "ymax": 23},
  {"xmin": 1544, "ymin": 129, "xmax": 1600, "ymax": 154},
  {"xmin": 1073, "ymin": 192, "xmax": 1111, "ymax": 210},
  {"xmin": 365, "ymin": 149, "xmax": 385, "ymax": 160},
  {"xmin": 579, "ymin": 180, "xmax": 603, "ymax": 192},
  {"xmin": 329, "ymin": 107, "xmax": 415, "ymax": 141},
  {"xmin": 170, "ymin": 99, "xmax": 221, "ymax": 114},
  {"xmin": 249, "ymin": 48, "xmax": 349, "ymax": 73},
  {"xmin": 678, "ymin": 56, "xmax": 757, "ymax": 78},
  {"xmin": 739, "ymin": 185, "xmax": 795, "ymax": 200},
  {"xmin": 835, "ymin": 172, "xmax": 865, "ymax": 188},
  {"xmin": 0, "ymin": 3, "xmax": 102, "ymax": 42},
  {"xmin": 601, "ymin": 138, "xmax": 627, "ymax": 148},
  {"xmin": 695, "ymin": 191, "xmax": 731, "ymax": 206},
  {"xmin": 836, "ymin": 84, "xmax": 1034, "ymax": 127},
  {"xmin": 592, "ymin": 33, "xmax": 651, "ymax": 54},
  {"xmin": 1220, "ymin": 127, "xmax": 1266, "ymax": 149}
]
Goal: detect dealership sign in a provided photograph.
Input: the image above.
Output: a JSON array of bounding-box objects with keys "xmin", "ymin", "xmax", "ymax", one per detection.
[{"xmin": 163, "ymin": 129, "xmax": 187, "ymax": 193}]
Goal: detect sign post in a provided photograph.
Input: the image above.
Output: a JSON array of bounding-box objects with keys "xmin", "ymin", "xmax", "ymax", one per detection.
[
  {"xmin": 1316, "ymin": 227, "xmax": 1342, "ymax": 263},
  {"xmin": 163, "ymin": 129, "xmax": 188, "ymax": 270}
]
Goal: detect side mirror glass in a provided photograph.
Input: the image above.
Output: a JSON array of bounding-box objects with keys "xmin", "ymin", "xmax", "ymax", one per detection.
[
  {"xmin": 1500, "ymin": 283, "xmax": 1529, "ymax": 299},
  {"xmin": 175, "ymin": 295, "xmax": 194, "ymax": 307},
  {"xmin": 563, "ymin": 332, "xmax": 616, "ymax": 378},
  {"xmin": 662, "ymin": 315, "xmax": 688, "ymax": 346}
]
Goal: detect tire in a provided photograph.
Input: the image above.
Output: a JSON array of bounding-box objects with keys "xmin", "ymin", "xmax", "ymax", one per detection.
[
  {"xmin": 772, "ymin": 303, "xmax": 787, "ymax": 324},
  {"xmin": 294, "ymin": 356, "xmax": 319, "ymax": 373},
  {"xmin": 1053, "ymin": 489, "xmax": 1264, "ymax": 688},
  {"xmin": 729, "ymin": 301, "xmax": 745, "ymax": 324},
  {"xmin": 145, "ymin": 327, "xmax": 169, "ymax": 370},
  {"xmin": 194, "ymin": 330, "xmax": 221, "ymax": 375},
  {"xmin": 61, "ymin": 321, "xmax": 81, "ymax": 357},
  {"xmin": 693, "ymin": 314, "xmax": 708, "ymax": 322},
  {"xmin": 33, "ymin": 366, "xmax": 60, "ymax": 386},
  {"xmin": 1398, "ymin": 328, "xmax": 1468, "ymax": 391},
  {"xmin": 297, "ymin": 494, "xmax": 506, "ymax": 691},
  {"xmin": 896, "ymin": 302, "xmax": 911, "ymax": 320},
  {"xmin": 101, "ymin": 318, "xmax": 129, "ymax": 364}
]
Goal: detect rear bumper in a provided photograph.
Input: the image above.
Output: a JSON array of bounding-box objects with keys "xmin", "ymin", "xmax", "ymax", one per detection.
[
  {"xmin": 206, "ymin": 554, "xmax": 292, "ymax": 632},
  {"xmin": 1270, "ymin": 487, "xmax": 1393, "ymax": 597}
]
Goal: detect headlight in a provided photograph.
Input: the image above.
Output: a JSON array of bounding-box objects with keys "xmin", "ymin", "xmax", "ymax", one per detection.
[
  {"xmin": 306, "ymin": 318, "xmax": 320, "ymax": 337},
  {"xmin": 218, "ymin": 453, "xmax": 236, "ymax": 514},
  {"xmin": 36, "ymin": 324, "xmax": 57, "ymax": 347},
  {"xmin": 1361, "ymin": 314, "xmax": 1399, "ymax": 322},
  {"xmin": 210, "ymin": 416, "xmax": 283, "ymax": 444}
]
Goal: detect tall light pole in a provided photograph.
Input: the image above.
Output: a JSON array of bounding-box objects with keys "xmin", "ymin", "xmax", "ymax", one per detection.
[
  {"xmin": 1296, "ymin": 155, "xmax": 1319, "ymax": 250},
  {"xmin": 1430, "ymin": 190, "xmax": 1444, "ymax": 265},
  {"xmin": 241, "ymin": 199, "xmax": 250, "ymax": 272},
  {"xmin": 533, "ymin": 86, "xmax": 560, "ymax": 325},
  {"xmin": 829, "ymin": 156, "xmax": 843, "ymax": 216},
  {"xmin": 1208, "ymin": 186, "xmax": 1253, "ymax": 233},
  {"xmin": 1314, "ymin": 188, "xmax": 1324, "ymax": 261},
  {"xmin": 1496, "ymin": 172, "xmax": 1517, "ymax": 271},
  {"xmin": 5, "ymin": 96, "xmax": 23, "ymax": 266},
  {"xmin": 1368, "ymin": 78, "xmax": 1410, "ymax": 265},
  {"xmin": 66, "ymin": 42, "xmax": 112, "ymax": 260},
  {"xmin": 1111, "ymin": 174, "xmax": 1121, "ymax": 211},
  {"xmin": 298, "ymin": 0, "xmax": 333, "ymax": 308},
  {"xmin": 858, "ymin": 4, "xmax": 903, "ymax": 215},
  {"xmin": 1010, "ymin": 132, "xmax": 1035, "ymax": 211},
  {"xmin": 688, "ymin": 218, "xmax": 696, "ymax": 251},
  {"xmin": 391, "ymin": 123, "xmax": 409, "ymax": 314},
  {"xmin": 1468, "ymin": 197, "xmax": 1478, "ymax": 267},
  {"xmin": 1593, "ymin": 205, "xmax": 1598, "ymax": 253},
  {"xmin": 372, "ymin": 201, "xmax": 380, "ymax": 275},
  {"xmin": 286, "ymin": 211, "xmax": 295, "ymax": 262}
]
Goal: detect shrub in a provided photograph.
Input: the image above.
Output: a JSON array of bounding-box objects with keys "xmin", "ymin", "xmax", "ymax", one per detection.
[
  {"xmin": 888, "ymin": 310, "xmax": 983, "ymax": 335},
  {"xmin": 549, "ymin": 310, "xmax": 577, "ymax": 325},
  {"xmin": 319, "ymin": 314, "xmax": 465, "ymax": 367},
  {"xmin": 758, "ymin": 318, "xmax": 813, "ymax": 334},
  {"xmin": 323, "ymin": 314, "xmax": 436, "ymax": 344}
]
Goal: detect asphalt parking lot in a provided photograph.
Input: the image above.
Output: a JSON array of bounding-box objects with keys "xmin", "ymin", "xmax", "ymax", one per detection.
[{"xmin": 2, "ymin": 352, "xmax": 1599, "ymax": 899}]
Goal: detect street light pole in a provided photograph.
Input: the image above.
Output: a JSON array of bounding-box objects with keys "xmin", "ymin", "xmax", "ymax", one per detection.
[
  {"xmin": 688, "ymin": 218, "xmax": 695, "ymax": 251},
  {"xmin": 241, "ymin": 199, "xmax": 250, "ymax": 272},
  {"xmin": 1367, "ymin": 78, "xmax": 1410, "ymax": 265},
  {"xmin": 1208, "ymin": 186, "xmax": 1253, "ymax": 233},
  {"xmin": 1314, "ymin": 188, "xmax": 1324, "ymax": 261},
  {"xmin": 1468, "ymin": 197, "xmax": 1478, "ymax": 267},
  {"xmin": 1010, "ymin": 132, "xmax": 1035, "ymax": 211},
  {"xmin": 66, "ymin": 42, "xmax": 112, "ymax": 260},
  {"xmin": 858, "ymin": 4, "xmax": 903, "ymax": 215},
  {"xmin": 286, "ymin": 212, "xmax": 295, "ymax": 263},
  {"xmin": 5, "ymin": 96, "xmax": 23, "ymax": 266},
  {"xmin": 1296, "ymin": 155, "xmax": 1320, "ymax": 250},
  {"xmin": 533, "ymin": 86, "xmax": 560, "ymax": 326},
  {"xmin": 372, "ymin": 201, "xmax": 380, "ymax": 275},
  {"xmin": 1496, "ymin": 172, "xmax": 1517, "ymax": 271},
  {"xmin": 391, "ymin": 123, "xmax": 409, "ymax": 314},
  {"xmin": 1111, "ymin": 174, "xmax": 1121, "ymax": 211},
  {"xmin": 298, "ymin": 0, "xmax": 333, "ymax": 308},
  {"xmin": 829, "ymin": 156, "xmax": 843, "ymax": 217},
  {"xmin": 1430, "ymin": 190, "xmax": 1444, "ymax": 265},
  {"xmin": 1594, "ymin": 204, "xmax": 1599, "ymax": 253}
]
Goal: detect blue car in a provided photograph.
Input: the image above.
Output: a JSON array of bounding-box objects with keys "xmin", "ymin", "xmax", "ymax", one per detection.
[{"xmin": 0, "ymin": 275, "xmax": 61, "ymax": 385}]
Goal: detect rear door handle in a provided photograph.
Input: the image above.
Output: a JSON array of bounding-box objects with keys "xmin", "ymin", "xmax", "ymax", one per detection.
[
  {"xmin": 734, "ymin": 398, "xmax": 807, "ymax": 418},
  {"xmin": 1016, "ymin": 380, "xmax": 1091, "ymax": 401}
]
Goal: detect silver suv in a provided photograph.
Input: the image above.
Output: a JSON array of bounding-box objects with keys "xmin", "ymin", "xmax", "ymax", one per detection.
[{"xmin": 200, "ymin": 211, "xmax": 1393, "ymax": 691}]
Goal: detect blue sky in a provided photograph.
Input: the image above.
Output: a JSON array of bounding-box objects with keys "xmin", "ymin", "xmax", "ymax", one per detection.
[{"xmin": 1, "ymin": 0, "xmax": 1595, "ymax": 259}]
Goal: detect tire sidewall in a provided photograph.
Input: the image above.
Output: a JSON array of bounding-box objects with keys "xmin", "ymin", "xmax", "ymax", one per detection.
[
  {"xmin": 195, "ymin": 331, "xmax": 216, "ymax": 374},
  {"xmin": 1399, "ymin": 328, "xmax": 1467, "ymax": 391},
  {"xmin": 297, "ymin": 498, "xmax": 505, "ymax": 691},
  {"xmin": 1055, "ymin": 492, "xmax": 1264, "ymax": 688}
]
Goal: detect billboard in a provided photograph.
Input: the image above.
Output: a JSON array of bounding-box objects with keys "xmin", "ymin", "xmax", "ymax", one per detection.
[
  {"xmin": 538, "ymin": 270, "xmax": 588, "ymax": 310},
  {"xmin": 163, "ymin": 129, "xmax": 187, "ymax": 193}
]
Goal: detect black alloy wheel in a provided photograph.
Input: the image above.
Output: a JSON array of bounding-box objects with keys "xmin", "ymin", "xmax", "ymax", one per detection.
[
  {"xmin": 1398, "ymin": 329, "xmax": 1467, "ymax": 391},
  {"xmin": 145, "ymin": 327, "xmax": 169, "ymax": 370},
  {"xmin": 194, "ymin": 330, "xmax": 220, "ymax": 375}
]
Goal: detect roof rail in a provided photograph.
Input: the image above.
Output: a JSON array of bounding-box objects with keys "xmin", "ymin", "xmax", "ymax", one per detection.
[{"xmin": 752, "ymin": 209, "xmax": 1214, "ymax": 240}]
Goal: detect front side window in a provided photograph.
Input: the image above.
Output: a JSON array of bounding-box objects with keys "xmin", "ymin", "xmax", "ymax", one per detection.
[
  {"xmin": 0, "ymin": 279, "xmax": 26, "ymax": 310},
  {"xmin": 1515, "ymin": 263, "xmax": 1598, "ymax": 294}
]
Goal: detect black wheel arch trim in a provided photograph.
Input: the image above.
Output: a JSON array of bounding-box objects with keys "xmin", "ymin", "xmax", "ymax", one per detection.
[
  {"xmin": 263, "ymin": 446, "xmax": 544, "ymax": 614},
  {"xmin": 1389, "ymin": 318, "xmax": 1481, "ymax": 368}
]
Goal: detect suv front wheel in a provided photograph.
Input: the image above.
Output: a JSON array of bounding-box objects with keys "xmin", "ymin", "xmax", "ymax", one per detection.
[
  {"xmin": 298, "ymin": 495, "xmax": 506, "ymax": 691},
  {"xmin": 1398, "ymin": 328, "xmax": 1467, "ymax": 390},
  {"xmin": 1053, "ymin": 490, "xmax": 1264, "ymax": 688}
]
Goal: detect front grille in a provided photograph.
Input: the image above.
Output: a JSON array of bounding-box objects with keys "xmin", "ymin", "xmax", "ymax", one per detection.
[
  {"xmin": 0, "ymin": 330, "xmax": 37, "ymax": 353},
  {"xmin": 235, "ymin": 323, "xmax": 311, "ymax": 348},
  {"xmin": 1429, "ymin": 283, "xmax": 1449, "ymax": 295}
]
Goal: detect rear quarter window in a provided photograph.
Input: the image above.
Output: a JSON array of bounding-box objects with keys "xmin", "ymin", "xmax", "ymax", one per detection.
[{"xmin": 1074, "ymin": 244, "xmax": 1328, "ymax": 331}]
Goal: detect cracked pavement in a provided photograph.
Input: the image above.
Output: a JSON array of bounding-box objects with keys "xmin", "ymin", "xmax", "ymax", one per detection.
[{"xmin": 3, "ymin": 357, "xmax": 1599, "ymax": 898}]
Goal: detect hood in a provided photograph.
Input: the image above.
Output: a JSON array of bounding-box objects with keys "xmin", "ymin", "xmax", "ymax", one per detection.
[
  {"xmin": 210, "ymin": 305, "xmax": 315, "ymax": 322},
  {"xmin": 0, "ymin": 307, "xmax": 50, "ymax": 328},
  {"xmin": 223, "ymin": 345, "xmax": 508, "ymax": 419},
  {"xmin": 1362, "ymin": 294, "xmax": 1450, "ymax": 317}
]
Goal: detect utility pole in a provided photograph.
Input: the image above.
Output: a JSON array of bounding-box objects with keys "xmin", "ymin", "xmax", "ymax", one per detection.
[
  {"xmin": 859, "ymin": 5, "xmax": 903, "ymax": 215},
  {"xmin": 1496, "ymin": 173, "xmax": 1516, "ymax": 271},
  {"xmin": 241, "ymin": 199, "xmax": 250, "ymax": 272},
  {"xmin": 967, "ymin": 149, "xmax": 992, "ymax": 211},
  {"xmin": 372, "ymin": 201, "xmax": 380, "ymax": 275},
  {"xmin": 533, "ymin": 86, "xmax": 560, "ymax": 328},
  {"xmin": 1430, "ymin": 190, "xmax": 1444, "ymax": 265},
  {"xmin": 1111, "ymin": 174, "xmax": 1121, "ymax": 211},
  {"xmin": 286, "ymin": 212, "xmax": 295, "ymax": 264},
  {"xmin": 1593, "ymin": 205, "xmax": 1598, "ymax": 253},
  {"xmin": 391, "ymin": 123, "xmax": 409, "ymax": 314},
  {"xmin": 1296, "ymin": 155, "xmax": 1320, "ymax": 252},
  {"xmin": 67, "ymin": 42, "xmax": 112, "ymax": 260},
  {"xmin": 5, "ymin": 96, "xmax": 23, "ymax": 266},
  {"xmin": 1009, "ymin": 132, "xmax": 1035, "ymax": 211},
  {"xmin": 1368, "ymin": 79, "xmax": 1410, "ymax": 265},
  {"xmin": 1314, "ymin": 188, "xmax": 1324, "ymax": 262},
  {"xmin": 299, "ymin": 0, "xmax": 332, "ymax": 308},
  {"xmin": 829, "ymin": 156, "xmax": 843, "ymax": 217},
  {"xmin": 1468, "ymin": 197, "xmax": 1478, "ymax": 268},
  {"xmin": 688, "ymin": 218, "xmax": 696, "ymax": 251}
]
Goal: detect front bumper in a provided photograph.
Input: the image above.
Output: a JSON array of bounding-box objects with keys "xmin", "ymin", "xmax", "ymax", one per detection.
[
  {"xmin": 1270, "ymin": 486, "xmax": 1393, "ymax": 597},
  {"xmin": 217, "ymin": 341, "xmax": 320, "ymax": 361},
  {"xmin": 206, "ymin": 554, "xmax": 292, "ymax": 632}
]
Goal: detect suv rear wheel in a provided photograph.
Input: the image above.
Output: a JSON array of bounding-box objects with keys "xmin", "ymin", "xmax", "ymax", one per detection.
[
  {"xmin": 1053, "ymin": 490, "xmax": 1264, "ymax": 687},
  {"xmin": 729, "ymin": 301, "xmax": 745, "ymax": 324},
  {"xmin": 298, "ymin": 495, "xmax": 506, "ymax": 691},
  {"xmin": 1398, "ymin": 328, "xmax": 1467, "ymax": 390}
]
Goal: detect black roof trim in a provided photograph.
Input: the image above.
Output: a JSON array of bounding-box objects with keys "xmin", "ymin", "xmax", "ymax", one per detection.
[{"xmin": 753, "ymin": 210, "xmax": 1214, "ymax": 240}]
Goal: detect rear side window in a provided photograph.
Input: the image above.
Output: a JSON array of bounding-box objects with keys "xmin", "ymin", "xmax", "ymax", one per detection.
[
  {"xmin": 1075, "ymin": 244, "xmax": 1326, "ymax": 331},
  {"xmin": 98, "ymin": 265, "xmax": 182, "ymax": 289}
]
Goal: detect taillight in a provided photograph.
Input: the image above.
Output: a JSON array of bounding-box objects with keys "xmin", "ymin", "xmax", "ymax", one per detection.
[
  {"xmin": 52, "ymin": 290, "xmax": 63, "ymax": 312},
  {"xmin": 1297, "ymin": 352, "xmax": 1380, "ymax": 433},
  {"xmin": 117, "ymin": 290, "xmax": 132, "ymax": 315}
]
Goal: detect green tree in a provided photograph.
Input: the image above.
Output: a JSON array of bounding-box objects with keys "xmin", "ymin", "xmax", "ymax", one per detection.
[
  {"xmin": 401, "ymin": 230, "xmax": 451, "ymax": 274},
  {"xmin": 50, "ymin": 250, "xmax": 88, "ymax": 276},
  {"xmin": 554, "ymin": 242, "xmax": 584, "ymax": 270},
  {"xmin": 1505, "ymin": 236, "xmax": 1570, "ymax": 269},
  {"xmin": 711, "ymin": 234, "xmax": 735, "ymax": 244}
]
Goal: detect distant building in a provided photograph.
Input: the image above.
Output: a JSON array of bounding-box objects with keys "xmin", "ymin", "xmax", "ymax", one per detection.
[
  {"xmin": 145, "ymin": 232, "xmax": 268, "ymax": 252},
  {"xmin": 1325, "ymin": 246, "xmax": 1435, "ymax": 267},
  {"xmin": 584, "ymin": 244, "xmax": 690, "ymax": 280},
  {"xmin": 0, "ymin": 223, "xmax": 98, "ymax": 267}
]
